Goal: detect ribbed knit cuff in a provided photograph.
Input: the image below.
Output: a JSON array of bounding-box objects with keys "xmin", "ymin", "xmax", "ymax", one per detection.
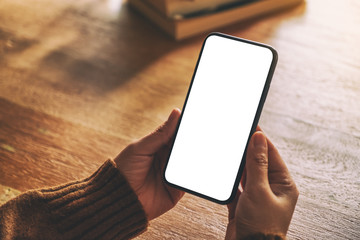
[{"xmin": 39, "ymin": 159, "xmax": 148, "ymax": 239}]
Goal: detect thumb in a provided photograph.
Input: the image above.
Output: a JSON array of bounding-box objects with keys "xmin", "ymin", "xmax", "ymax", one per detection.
[
  {"xmin": 133, "ymin": 108, "xmax": 181, "ymax": 155},
  {"xmin": 244, "ymin": 131, "xmax": 270, "ymax": 190}
]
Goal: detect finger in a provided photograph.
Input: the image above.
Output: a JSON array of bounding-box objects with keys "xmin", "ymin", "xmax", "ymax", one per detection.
[
  {"xmin": 158, "ymin": 144, "xmax": 173, "ymax": 173},
  {"xmin": 266, "ymin": 136, "xmax": 290, "ymax": 174},
  {"xmin": 266, "ymin": 136, "xmax": 298, "ymax": 199},
  {"xmin": 227, "ymin": 189, "xmax": 241, "ymax": 221},
  {"xmin": 133, "ymin": 108, "xmax": 181, "ymax": 155},
  {"xmin": 256, "ymin": 125, "xmax": 262, "ymax": 132},
  {"xmin": 240, "ymin": 165, "xmax": 246, "ymax": 192},
  {"xmin": 245, "ymin": 131, "xmax": 270, "ymax": 190}
]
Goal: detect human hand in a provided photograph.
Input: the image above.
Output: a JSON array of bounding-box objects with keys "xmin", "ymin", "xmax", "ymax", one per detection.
[
  {"xmin": 114, "ymin": 109, "xmax": 184, "ymax": 220},
  {"xmin": 225, "ymin": 130, "xmax": 299, "ymax": 240}
]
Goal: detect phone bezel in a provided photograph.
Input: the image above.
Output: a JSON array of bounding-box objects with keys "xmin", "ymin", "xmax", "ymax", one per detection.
[{"xmin": 163, "ymin": 32, "xmax": 278, "ymax": 205}]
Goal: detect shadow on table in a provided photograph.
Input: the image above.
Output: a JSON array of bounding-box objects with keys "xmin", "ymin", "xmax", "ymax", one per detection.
[{"xmin": 10, "ymin": 1, "xmax": 305, "ymax": 93}]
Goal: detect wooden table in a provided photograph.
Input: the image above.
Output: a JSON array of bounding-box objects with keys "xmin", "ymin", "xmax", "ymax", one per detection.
[{"xmin": 1, "ymin": 0, "xmax": 359, "ymax": 239}]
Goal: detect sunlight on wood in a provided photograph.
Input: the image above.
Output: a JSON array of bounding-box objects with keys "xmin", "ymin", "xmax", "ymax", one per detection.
[
  {"xmin": 108, "ymin": 0, "xmax": 123, "ymax": 13},
  {"xmin": 0, "ymin": 185, "xmax": 21, "ymax": 205},
  {"xmin": 0, "ymin": 0, "xmax": 359, "ymax": 239}
]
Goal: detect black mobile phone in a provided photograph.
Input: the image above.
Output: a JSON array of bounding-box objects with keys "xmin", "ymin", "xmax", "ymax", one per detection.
[{"xmin": 164, "ymin": 33, "xmax": 277, "ymax": 204}]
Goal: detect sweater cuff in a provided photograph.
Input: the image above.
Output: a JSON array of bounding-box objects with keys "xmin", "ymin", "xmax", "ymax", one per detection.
[{"xmin": 40, "ymin": 159, "xmax": 148, "ymax": 239}]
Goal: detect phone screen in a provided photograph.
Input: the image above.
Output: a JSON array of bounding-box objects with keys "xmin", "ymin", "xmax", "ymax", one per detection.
[{"xmin": 164, "ymin": 33, "xmax": 277, "ymax": 204}]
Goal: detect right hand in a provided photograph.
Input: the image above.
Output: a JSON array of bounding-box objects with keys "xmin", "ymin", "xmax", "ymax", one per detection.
[{"xmin": 225, "ymin": 130, "xmax": 299, "ymax": 239}]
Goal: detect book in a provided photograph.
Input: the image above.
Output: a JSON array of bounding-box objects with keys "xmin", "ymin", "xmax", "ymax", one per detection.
[
  {"xmin": 128, "ymin": 0, "xmax": 304, "ymax": 40},
  {"xmin": 144, "ymin": 0, "xmax": 250, "ymax": 19}
]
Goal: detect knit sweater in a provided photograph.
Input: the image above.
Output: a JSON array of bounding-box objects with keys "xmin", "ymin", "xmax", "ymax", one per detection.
[
  {"xmin": 0, "ymin": 159, "xmax": 285, "ymax": 240},
  {"xmin": 0, "ymin": 160, "xmax": 148, "ymax": 239}
]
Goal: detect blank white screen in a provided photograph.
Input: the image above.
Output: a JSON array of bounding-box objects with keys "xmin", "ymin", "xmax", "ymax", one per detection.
[{"xmin": 165, "ymin": 34, "xmax": 274, "ymax": 202}]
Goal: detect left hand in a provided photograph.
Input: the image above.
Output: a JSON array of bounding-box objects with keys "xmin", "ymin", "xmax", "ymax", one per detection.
[{"xmin": 114, "ymin": 109, "xmax": 184, "ymax": 220}]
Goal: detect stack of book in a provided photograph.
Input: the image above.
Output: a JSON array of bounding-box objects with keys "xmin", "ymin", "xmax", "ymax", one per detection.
[{"xmin": 129, "ymin": 0, "xmax": 303, "ymax": 40}]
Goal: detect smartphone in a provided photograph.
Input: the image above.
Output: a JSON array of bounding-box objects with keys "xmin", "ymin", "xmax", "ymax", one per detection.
[{"xmin": 164, "ymin": 33, "xmax": 277, "ymax": 204}]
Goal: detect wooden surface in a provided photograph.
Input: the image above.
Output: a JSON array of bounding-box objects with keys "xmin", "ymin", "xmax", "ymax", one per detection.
[{"xmin": 0, "ymin": 0, "xmax": 359, "ymax": 239}]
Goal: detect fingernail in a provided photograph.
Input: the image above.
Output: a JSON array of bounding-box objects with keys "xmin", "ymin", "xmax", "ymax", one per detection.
[
  {"xmin": 168, "ymin": 108, "xmax": 180, "ymax": 121},
  {"xmin": 253, "ymin": 132, "xmax": 267, "ymax": 149}
]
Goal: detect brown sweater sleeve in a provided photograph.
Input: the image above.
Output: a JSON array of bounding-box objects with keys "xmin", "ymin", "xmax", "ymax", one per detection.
[{"xmin": 0, "ymin": 159, "xmax": 148, "ymax": 240}]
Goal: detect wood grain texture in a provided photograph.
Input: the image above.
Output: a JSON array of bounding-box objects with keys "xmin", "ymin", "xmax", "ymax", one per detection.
[
  {"xmin": 0, "ymin": 98, "xmax": 127, "ymax": 191},
  {"xmin": 0, "ymin": 0, "xmax": 359, "ymax": 239}
]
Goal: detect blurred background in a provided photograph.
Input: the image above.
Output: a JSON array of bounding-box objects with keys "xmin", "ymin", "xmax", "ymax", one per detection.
[{"xmin": 0, "ymin": 0, "xmax": 359, "ymax": 239}]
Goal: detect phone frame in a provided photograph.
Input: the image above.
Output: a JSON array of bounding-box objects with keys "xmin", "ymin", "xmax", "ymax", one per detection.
[{"xmin": 163, "ymin": 32, "xmax": 278, "ymax": 204}]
